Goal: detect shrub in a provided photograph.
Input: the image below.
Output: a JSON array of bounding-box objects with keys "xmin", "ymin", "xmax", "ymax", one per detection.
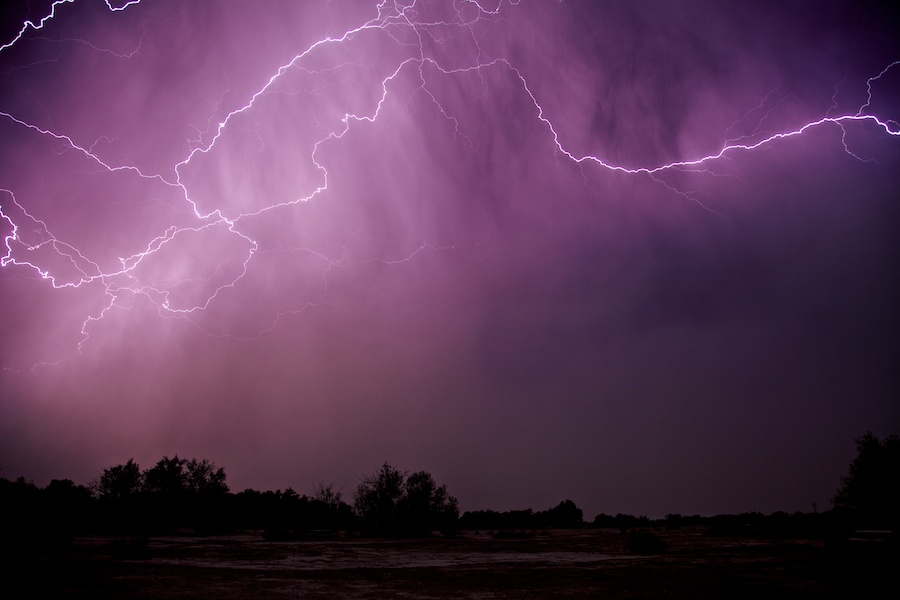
[{"xmin": 625, "ymin": 529, "xmax": 668, "ymax": 554}]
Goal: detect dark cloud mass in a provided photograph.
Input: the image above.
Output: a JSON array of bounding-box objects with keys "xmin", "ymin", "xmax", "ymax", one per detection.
[{"xmin": 1, "ymin": 0, "xmax": 898, "ymax": 518}]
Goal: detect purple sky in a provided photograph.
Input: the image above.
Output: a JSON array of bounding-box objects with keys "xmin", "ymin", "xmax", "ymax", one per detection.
[{"xmin": 1, "ymin": 0, "xmax": 898, "ymax": 518}]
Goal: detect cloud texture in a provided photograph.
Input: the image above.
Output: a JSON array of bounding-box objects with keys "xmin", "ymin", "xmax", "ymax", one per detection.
[{"xmin": 1, "ymin": 0, "xmax": 898, "ymax": 517}]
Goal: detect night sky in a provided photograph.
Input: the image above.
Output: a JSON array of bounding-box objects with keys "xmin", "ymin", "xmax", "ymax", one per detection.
[{"xmin": 1, "ymin": 0, "xmax": 898, "ymax": 519}]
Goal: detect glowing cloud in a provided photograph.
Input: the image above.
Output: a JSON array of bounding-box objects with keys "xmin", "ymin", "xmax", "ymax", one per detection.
[
  {"xmin": 1, "ymin": 0, "xmax": 898, "ymax": 517},
  {"xmin": 2, "ymin": 0, "xmax": 896, "ymax": 370}
]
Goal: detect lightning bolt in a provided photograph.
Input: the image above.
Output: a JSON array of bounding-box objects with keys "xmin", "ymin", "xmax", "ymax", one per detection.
[{"xmin": 1, "ymin": 0, "xmax": 897, "ymax": 369}]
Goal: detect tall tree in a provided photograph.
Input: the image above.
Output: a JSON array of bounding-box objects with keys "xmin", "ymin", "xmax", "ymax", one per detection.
[
  {"xmin": 832, "ymin": 432, "xmax": 899, "ymax": 527},
  {"xmin": 354, "ymin": 462, "xmax": 405, "ymax": 532}
]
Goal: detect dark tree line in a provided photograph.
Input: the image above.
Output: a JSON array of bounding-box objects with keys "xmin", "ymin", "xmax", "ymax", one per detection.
[
  {"xmin": 235, "ymin": 485, "xmax": 356, "ymax": 537},
  {"xmin": 460, "ymin": 499, "xmax": 583, "ymax": 530},
  {"xmin": 94, "ymin": 456, "xmax": 228, "ymax": 499},
  {"xmin": 89, "ymin": 456, "xmax": 231, "ymax": 533},
  {"xmin": 2, "ymin": 433, "xmax": 896, "ymax": 547},
  {"xmin": 0, "ymin": 458, "xmax": 458, "ymax": 541},
  {"xmin": 1, "ymin": 476, "xmax": 95, "ymax": 546}
]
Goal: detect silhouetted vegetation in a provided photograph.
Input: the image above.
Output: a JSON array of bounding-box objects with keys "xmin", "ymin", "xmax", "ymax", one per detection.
[
  {"xmin": 0, "ymin": 476, "xmax": 95, "ymax": 563},
  {"xmin": 460, "ymin": 500, "xmax": 584, "ymax": 531},
  {"xmin": 94, "ymin": 458, "xmax": 142, "ymax": 500},
  {"xmin": 832, "ymin": 432, "xmax": 899, "ymax": 529},
  {"xmin": 353, "ymin": 462, "xmax": 459, "ymax": 536},
  {"xmin": 90, "ymin": 456, "xmax": 231, "ymax": 534},
  {"xmin": 2, "ymin": 433, "xmax": 896, "ymax": 550},
  {"xmin": 234, "ymin": 485, "xmax": 355, "ymax": 539},
  {"xmin": 591, "ymin": 513, "xmax": 652, "ymax": 531},
  {"xmin": 624, "ymin": 529, "xmax": 668, "ymax": 554},
  {"xmin": 589, "ymin": 510, "xmax": 831, "ymax": 541}
]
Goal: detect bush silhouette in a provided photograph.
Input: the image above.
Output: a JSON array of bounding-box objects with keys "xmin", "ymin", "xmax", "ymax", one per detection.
[
  {"xmin": 625, "ymin": 529, "xmax": 668, "ymax": 554},
  {"xmin": 543, "ymin": 499, "xmax": 583, "ymax": 528}
]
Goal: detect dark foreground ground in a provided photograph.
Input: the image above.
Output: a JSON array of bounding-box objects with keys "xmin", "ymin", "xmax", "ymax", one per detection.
[{"xmin": 10, "ymin": 528, "xmax": 895, "ymax": 598}]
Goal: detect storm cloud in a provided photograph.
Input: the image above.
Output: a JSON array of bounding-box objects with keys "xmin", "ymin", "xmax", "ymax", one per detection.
[{"xmin": 1, "ymin": 0, "xmax": 898, "ymax": 518}]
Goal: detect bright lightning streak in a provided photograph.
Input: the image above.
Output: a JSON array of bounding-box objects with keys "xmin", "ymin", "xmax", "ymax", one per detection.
[
  {"xmin": 0, "ymin": 0, "xmax": 75, "ymax": 52},
  {"xmin": 0, "ymin": 0, "xmax": 897, "ymax": 368}
]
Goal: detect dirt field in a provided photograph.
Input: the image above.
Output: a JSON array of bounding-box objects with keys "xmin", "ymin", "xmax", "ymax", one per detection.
[{"xmin": 12, "ymin": 528, "xmax": 893, "ymax": 598}]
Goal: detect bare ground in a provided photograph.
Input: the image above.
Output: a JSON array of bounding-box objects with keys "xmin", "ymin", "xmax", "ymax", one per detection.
[{"xmin": 9, "ymin": 528, "xmax": 894, "ymax": 598}]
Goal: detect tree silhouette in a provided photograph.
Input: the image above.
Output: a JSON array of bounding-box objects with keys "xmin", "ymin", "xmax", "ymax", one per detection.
[
  {"xmin": 832, "ymin": 432, "xmax": 899, "ymax": 527},
  {"xmin": 185, "ymin": 458, "xmax": 228, "ymax": 495},
  {"xmin": 95, "ymin": 459, "xmax": 142, "ymax": 500},
  {"xmin": 354, "ymin": 462, "xmax": 406, "ymax": 533},
  {"xmin": 354, "ymin": 463, "xmax": 458, "ymax": 536},
  {"xmin": 312, "ymin": 482, "xmax": 344, "ymax": 509},
  {"xmin": 399, "ymin": 471, "xmax": 459, "ymax": 535},
  {"xmin": 543, "ymin": 499, "xmax": 584, "ymax": 528},
  {"xmin": 307, "ymin": 483, "xmax": 355, "ymax": 531},
  {"xmin": 143, "ymin": 456, "xmax": 188, "ymax": 497}
]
